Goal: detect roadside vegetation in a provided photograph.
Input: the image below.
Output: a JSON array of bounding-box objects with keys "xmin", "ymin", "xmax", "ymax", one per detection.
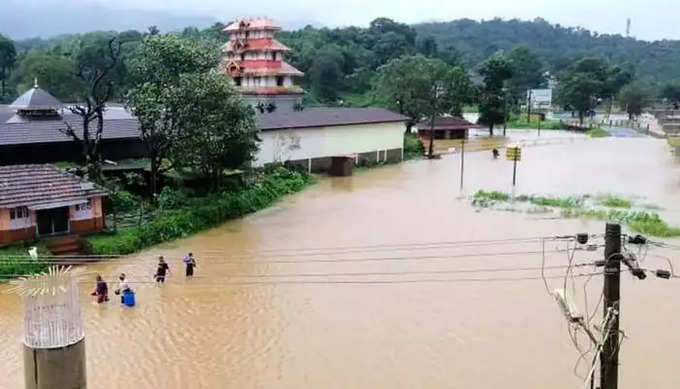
[
  {"xmin": 88, "ymin": 167, "xmax": 313, "ymax": 255},
  {"xmin": 404, "ymin": 133, "xmax": 425, "ymax": 160},
  {"xmin": 505, "ymin": 116, "xmax": 569, "ymax": 130},
  {"xmin": 471, "ymin": 190, "xmax": 679, "ymax": 237},
  {"xmin": 0, "ymin": 243, "xmax": 49, "ymax": 281}
]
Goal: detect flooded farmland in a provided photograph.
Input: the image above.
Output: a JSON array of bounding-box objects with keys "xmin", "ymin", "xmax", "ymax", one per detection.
[{"xmin": 2, "ymin": 130, "xmax": 680, "ymax": 388}]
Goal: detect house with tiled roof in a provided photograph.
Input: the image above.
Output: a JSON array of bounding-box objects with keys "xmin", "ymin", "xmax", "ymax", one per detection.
[
  {"xmin": 0, "ymin": 164, "xmax": 107, "ymax": 245},
  {"xmin": 416, "ymin": 116, "xmax": 483, "ymax": 140}
]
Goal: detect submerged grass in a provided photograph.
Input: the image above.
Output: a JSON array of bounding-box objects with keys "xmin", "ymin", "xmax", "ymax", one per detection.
[
  {"xmin": 471, "ymin": 190, "xmax": 678, "ymax": 237},
  {"xmin": 596, "ymin": 194, "xmax": 631, "ymax": 208},
  {"xmin": 586, "ymin": 128, "xmax": 611, "ymax": 138}
]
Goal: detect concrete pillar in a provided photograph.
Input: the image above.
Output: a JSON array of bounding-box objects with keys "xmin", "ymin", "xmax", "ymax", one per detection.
[{"xmin": 24, "ymin": 340, "xmax": 87, "ymax": 389}]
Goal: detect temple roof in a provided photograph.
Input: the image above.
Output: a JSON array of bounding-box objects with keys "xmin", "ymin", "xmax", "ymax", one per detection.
[
  {"xmin": 223, "ymin": 38, "xmax": 290, "ymax": 53},
  {"xmin": 236, "ymin": 61, "xmax": 304, "ymax": 77},
  {"xmin": 224, "ymin": 18, "xmax": 281, "ymax": 32},
  {"xmin": 9, "ymin": 85, "xmax": 63, "ymax": 111}
]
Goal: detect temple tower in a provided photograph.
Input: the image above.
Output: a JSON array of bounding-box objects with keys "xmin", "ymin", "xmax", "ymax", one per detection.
[{"xmin": 221, "ymin": 18, "xmax": 304, "ymax": 112}]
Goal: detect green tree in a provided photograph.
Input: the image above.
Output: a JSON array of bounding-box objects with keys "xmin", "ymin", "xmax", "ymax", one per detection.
[
  {"xmin": 11, "ymin": 51, "xmax": 81, "ymax": 101},
  {"xmin": 127, "ymin": 34, "xmax": 220, "ymax": 195},
  {"xmin": 661, "ymin": 83, "xmax": 680, "ymax": 108},
  {"xmin": 0, "ymin": 34, "xmax": 16, "ymax": 101},
  {"xmin": 60, "ymin": 35, "xmax": 122, "ymax": 178},
  {"xmin": 169, "ymin": 72, "xmax": 258, "ymax": 186},
  {"xmin": 478, "ymin": 56, "xmax": 513, "ymax": 135},
  {"xmin": 555, "ymin": 58, "xmax": 631, "ymax": 124},
  {"xmin": 375, "ymin": 55, "xmax": 475, "ymax": 154},
  {"xmin": 618, "ymin": 84, "xmax": 651, "ymax": 119},
  {"xmin": 505, "ymin": 46, "xmax": 543, "ymax": 102},
  {"xmin": 308, "ymin": 45, "xmax": 345, "ymax": 102}
]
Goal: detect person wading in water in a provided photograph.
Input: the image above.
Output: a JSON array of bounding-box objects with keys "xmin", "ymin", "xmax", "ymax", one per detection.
[
  {"xmin": 154, "ymin": 256, "xmax": 171, "ymax": 284},
  {"xmin": 91, "ymin": 274, "xmax": 109, "ymax": 304},
  {"xmin": 115, "ymin": 273, "xmax": 131, "ymax": 303},
  {"xmin": 183, "ymin": 253, "xmax": 197, "ymax": 278}
]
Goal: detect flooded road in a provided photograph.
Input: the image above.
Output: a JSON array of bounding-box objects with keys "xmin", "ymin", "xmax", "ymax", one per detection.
[{"xmin": 2, "ymin": 130, "xmax": 680, "ymax": 388}]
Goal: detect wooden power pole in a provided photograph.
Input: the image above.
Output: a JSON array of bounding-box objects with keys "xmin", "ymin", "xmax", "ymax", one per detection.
[{"xmin": 601, "ymin": 223, "xmax": 621, "ymax": 389}]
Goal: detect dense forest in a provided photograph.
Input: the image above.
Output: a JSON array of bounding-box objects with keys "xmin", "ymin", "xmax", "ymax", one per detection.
[{"xmin": 2, "ymin": 17, "xmax": 680, "ymax": 106}]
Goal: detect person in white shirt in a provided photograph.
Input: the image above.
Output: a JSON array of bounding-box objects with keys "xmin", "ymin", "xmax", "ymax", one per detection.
[{"xmin": 115, "ymin": 273, "xmax": 132, "ymax": 304}]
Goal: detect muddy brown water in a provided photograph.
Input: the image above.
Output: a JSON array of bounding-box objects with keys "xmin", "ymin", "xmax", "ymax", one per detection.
[{"xmin": 2, "ymin": 130, "xmax": 680, "ymax": 388}]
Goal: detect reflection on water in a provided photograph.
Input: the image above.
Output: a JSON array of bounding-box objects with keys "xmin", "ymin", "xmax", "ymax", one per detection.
[{"xmin": 2, "ymin": 130, "xmax": 680, "ymax": 388}]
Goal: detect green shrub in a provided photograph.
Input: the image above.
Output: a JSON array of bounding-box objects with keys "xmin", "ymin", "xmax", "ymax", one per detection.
[
  {"xmin": 404, "ymin": 133, "xmax": 425, "ymax": 160},
  {"xmin": 88, "ymin": 168, "xmax": 314, "ymax": 255},
  {"xmin": 0, "ymin": 243, "xmax": 49, "ymax": 281},
  {"xmin": 158, "ymin": 186, "xmax": 189, "ymax": 210},
  {"xmin": 111, "ymin": 190, "xmax": 139, "ymax": 213}
]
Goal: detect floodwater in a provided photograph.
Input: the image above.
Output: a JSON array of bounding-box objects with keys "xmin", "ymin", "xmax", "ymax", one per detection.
[{"xmin": 2, "ymin": 129, "xmax": 680, "ymax": 388}]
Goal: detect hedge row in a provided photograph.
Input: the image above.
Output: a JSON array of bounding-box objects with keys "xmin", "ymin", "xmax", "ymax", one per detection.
[{"xmin": 87, "ymin": 167, "xmax": 313, "ymax": 255}]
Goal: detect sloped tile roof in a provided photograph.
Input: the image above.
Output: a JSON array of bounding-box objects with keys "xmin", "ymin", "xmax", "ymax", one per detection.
[
  {"xmin": 0, "ymin": 164, "xmax": 107, "ymax": 209},
  {"xmin": 257, "ymin": 108, "xmax": 409, "ymax": 130},
  {"xmin": 0, "ymin": 118, "xmax": 141, "ymax": 146},
  {"xmin": 9, "ymin": 87, "xmax": 63, "ymax": 110},
  {"xmin": 416, "ymin": 116, "xmax": 482, "ymax": 130}
]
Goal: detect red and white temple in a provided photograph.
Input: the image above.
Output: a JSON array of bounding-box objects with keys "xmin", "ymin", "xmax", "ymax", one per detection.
[{"xmin": 221, "ymin": 18, "xmax": 304, "ymax": 111}]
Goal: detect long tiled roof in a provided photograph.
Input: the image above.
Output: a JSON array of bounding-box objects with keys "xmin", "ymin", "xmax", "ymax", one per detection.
[
  {"xmin": 0, "ymin": 164, "xmax": 107, "ymax": 209},
  {"xmin": 0, "ymin": 118, "xmax": 140, "ymax": 146},
  {"xmin": 416, "ymin": 116, "xmax": 482, "ymax": 130},
  {"xmin": 258, "ymin": 108, "xmax": 409, "ymax": 131},
  {"xmin": 224, "ymin": 18, "xmax": 281, "ymax": 32}
]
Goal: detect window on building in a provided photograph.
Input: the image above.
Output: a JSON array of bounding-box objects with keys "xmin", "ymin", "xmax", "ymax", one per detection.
[
  {"xmin": 75, "ymin": 199, "xmax": 93, "ymax": 212},
  {"xmin": 273, "ymin": 52, "xmax": 278, "ymax": 61},
  {"xmin": 240, "ymin": 53, "xmax": 245, "ymax": 61},
  {"xmin": 9, "ymin": 206, "xmax": 29, "ymax": 220},
  {"xmin": 234, "ymin": 77, "xmax": 242, "ymax": 86},
  {"xmin": 276, "ymin": 76, "xmax": 284, "ymax": 86}
]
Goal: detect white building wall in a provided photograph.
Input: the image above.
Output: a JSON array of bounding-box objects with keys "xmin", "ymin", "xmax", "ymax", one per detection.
[{"xmin": 254, "ymin": 121, "xmax": 405, "ymax": 166}]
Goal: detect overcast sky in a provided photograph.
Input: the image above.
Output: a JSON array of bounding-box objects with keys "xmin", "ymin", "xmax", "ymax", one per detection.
[{"xmin": 18, "ymin": 0, "xmax": 680, "ymax": 41}]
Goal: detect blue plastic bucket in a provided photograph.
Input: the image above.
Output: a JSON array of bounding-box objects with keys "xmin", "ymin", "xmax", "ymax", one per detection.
[{"xmin": 123, "ymin": 290, "xmax": 135, "ymax": 307}]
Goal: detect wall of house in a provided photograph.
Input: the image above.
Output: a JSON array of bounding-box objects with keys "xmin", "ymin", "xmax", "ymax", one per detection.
[
  {"xmin": 69, "ymin": 197, "xmax": 105, "ymax": 234},
  {"xmin": 254, "ymin": 121, "xmax": 406, "ymax": 167},
  {"xmin": 0, "ymin": 207, "xmax": 36, "ymax": 246}
]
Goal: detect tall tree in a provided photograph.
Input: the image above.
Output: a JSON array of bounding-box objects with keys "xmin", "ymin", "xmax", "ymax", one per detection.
[
  {"xmin": 505, "ymin": 46, "xmax": 543, "ymax": 102},
  {"xmin": 11, "ymin": 51, "xmax": 81, "ymax": 101},
  {"xmin": 661, "ymin": 83, "xmax": 680, "ymax": 108},
  {"xmin": 169, "ymin": 72, "xmax": 258, "ymax": 187},
  {"xmin": 127, "ymin": 34, "xmax": 220, "ymax": 195},
  {"xmin": 0, "ymin": 34, "xmax": 16, "ymax": 101},
  {"xmin": 60, "ymin": 34, "xmax": 122, "ymax": 179},
  {"xmin": 375, "ymin": 55, "xmax": 475, "ymax": 155},
  {"xmin": 478, "ymin": 56, "xmax": 513, "ymax": 135},
  {"xmin": 618, "ymin": 84, "xmax": 651, "ymax": 119},
  {"xmin": 308, "ymin": 45, "xmax": 345, "ymax": 102},
  {"xmin": 555, "ymin": 58, "xmax": 631, "ymax": 124}
]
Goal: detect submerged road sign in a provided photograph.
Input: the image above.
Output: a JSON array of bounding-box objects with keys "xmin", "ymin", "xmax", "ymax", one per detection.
[{"xmin": 506, "ymin": 144, "xmax": 522, "ymax": 186}]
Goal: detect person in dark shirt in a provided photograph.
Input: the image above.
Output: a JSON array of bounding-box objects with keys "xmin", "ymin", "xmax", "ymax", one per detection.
[
  {"xmin": 154, "ymin": 256, "xmax": 171, "ymax": 284},
  {"xmin": 91, "ymin": 274, "xmax": 109, "ymax": 304}
]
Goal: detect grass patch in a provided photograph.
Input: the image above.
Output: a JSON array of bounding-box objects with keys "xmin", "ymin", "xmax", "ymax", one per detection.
[
  {"xmin": 505, "ymin": 118, "xmax": 569, "ymax": 130},
  {"xmin": 0, "ymin": 242, "xmax": 50, "ymax": 282},
  {"xmin": 472, "ymin": 190, "xmax": 511, "ymax": 207},
  {"xmin": 529, "ymin": 195, "xmax": 584, "ymax": 208},
  {"xmin": 596, "ymin": 194, "xmax": 631, "ymax": 208},
  {"xmin": 470, "ymin": 189, "xmax": 678, "ymax": 237},
  {"xmin": 586, "ymin": 128, "xmax": 610, "ymax": 138},
  {"xmin": 87, "ymin": 167, "xmax": 314, "ymax": 255}
]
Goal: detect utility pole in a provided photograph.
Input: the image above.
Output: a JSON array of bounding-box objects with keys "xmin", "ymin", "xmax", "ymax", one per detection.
[
  {"xmin": 601, "ymin": 223, "xmax": 621, "ymax": 389},
  {"xmin": 459, "ymin": 139, "xmax": 465, "ymax": 190},
  {"xmin": 527, "ymin": 90, "xmax": 533, "ymax": 123}
]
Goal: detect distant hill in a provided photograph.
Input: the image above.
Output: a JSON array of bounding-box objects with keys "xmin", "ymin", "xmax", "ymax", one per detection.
[
  {"xmin": 0, "ymin": 0, "xmax": 218, "ymax": 39},
  {"xmin": 413, "ymin": 18, "xmax": 680, "ymax": 84}
]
